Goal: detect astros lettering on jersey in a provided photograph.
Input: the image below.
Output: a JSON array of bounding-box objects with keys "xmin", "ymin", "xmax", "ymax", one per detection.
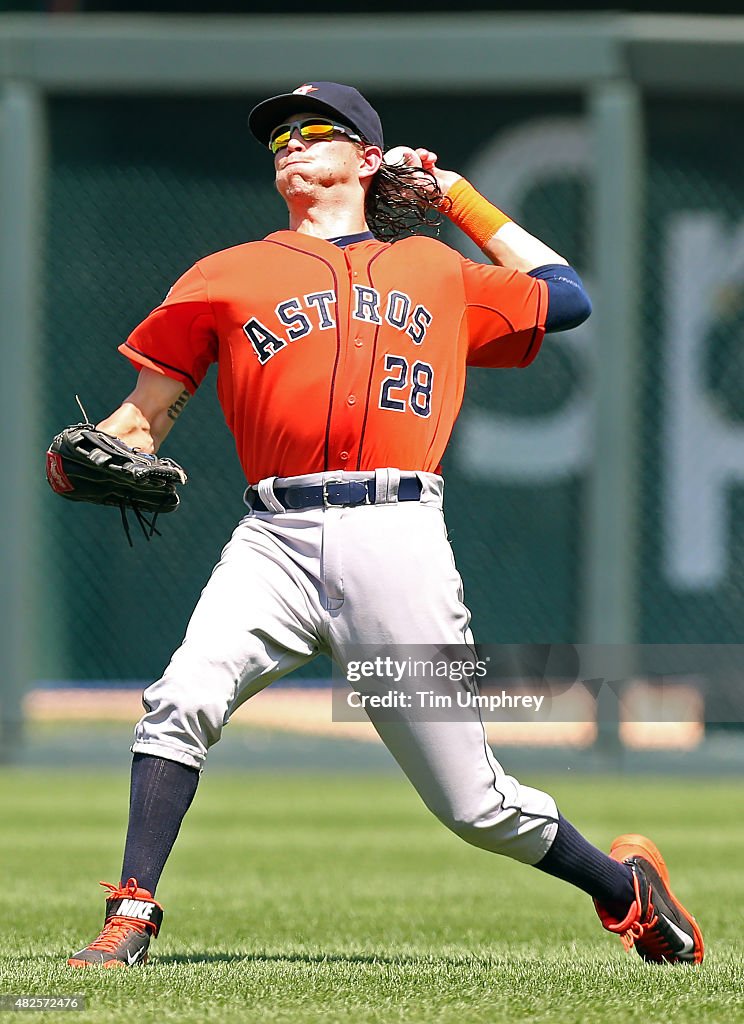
[{"xmin": 121, "ymin": 231, "xmax": 547, "ymax": 481}]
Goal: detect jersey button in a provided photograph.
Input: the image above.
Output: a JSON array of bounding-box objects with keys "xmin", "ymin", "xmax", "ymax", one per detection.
[
  {"xmin": 354, "ymin": 338, "xmax": 363, "ymax": 348},
  {"xmin": 339, "ymin": 451, "xmax": 349, "ymax": 461},
  {"xmin": 347, "ymin": 395, "xmax": 356, "ymax": 406}
]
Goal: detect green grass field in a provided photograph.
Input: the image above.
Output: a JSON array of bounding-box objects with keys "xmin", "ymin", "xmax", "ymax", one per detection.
[{"xmin": 1, "ymin": 770, "xmax": 742, "ymax": 1023}]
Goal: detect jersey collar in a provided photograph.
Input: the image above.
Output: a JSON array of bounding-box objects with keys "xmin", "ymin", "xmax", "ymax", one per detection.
[
  {"xmin": 265, "ymin": 230, "xmax": 377, "ymax": 255},
  {"xmin": 326, "ymin": 230, "xmax": 376, "ymax": 247}
]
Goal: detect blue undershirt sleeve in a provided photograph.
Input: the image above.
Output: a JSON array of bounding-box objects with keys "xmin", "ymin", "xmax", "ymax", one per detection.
[{"xmin": 527, "ymin": 264, "xmax": 592, "ymax": 333}]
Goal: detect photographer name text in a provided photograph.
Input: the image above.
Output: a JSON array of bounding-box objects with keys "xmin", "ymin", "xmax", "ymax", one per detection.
[{"xmin": 346, "ymin": 689, "xmax": 545, "ymax": 712}]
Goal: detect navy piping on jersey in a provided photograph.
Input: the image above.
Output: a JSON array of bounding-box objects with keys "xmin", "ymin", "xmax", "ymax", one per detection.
[
  {"xmin": 520, "ymin": 280, "xmax": 545, "ymax": 367},
  {"xmin": 326, "ymin": 230, "xmax": 380, "ymax": 469},
  {"xmin": 264, "ymin": 238, "xmax": 342, "ymax": 472},
  {"xmin": 355, "ymin": 248, "xmax": 389, "ymax": 470},
  {"xmin": 120, "ymin": 341, "xmax": 199, "ymax": 392}
]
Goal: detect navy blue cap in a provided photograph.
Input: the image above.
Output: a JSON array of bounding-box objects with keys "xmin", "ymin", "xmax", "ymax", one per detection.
[{"xmin": 248, "ymin": 82, "xmax": 384, "ymax": 150}]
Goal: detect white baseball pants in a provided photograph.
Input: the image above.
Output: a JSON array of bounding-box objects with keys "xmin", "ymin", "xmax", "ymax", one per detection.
[{"xmin": 132, "ymin": 470, "xmax": 558, "ymax": 865}]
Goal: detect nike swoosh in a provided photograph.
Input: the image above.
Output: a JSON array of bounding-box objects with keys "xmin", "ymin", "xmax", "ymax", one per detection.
[
  {"xmin": 660, "ymin": 914, "xmax": 695, "ymax": 955},
  {"xmin": 127, "ymin": 948, "xmax": 145, "ymax": 966}
]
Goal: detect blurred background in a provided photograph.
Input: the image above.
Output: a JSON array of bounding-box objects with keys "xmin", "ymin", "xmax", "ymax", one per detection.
[{"xmin": 1, "ymin": 4, "xmax": 744, "ymax": 775}]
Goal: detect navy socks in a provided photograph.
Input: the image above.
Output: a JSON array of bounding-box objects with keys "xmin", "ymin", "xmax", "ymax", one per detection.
[
  {"xmin": 120, "ymin": 753, "xmax": 200, "ymax": 896},
  {"xmin": 535, "ymin": 814, "xmax": 636, "ymax": 916},
  {"xmin": 119, "ymin": 757, "xmax": 635, "ymax": 914}
]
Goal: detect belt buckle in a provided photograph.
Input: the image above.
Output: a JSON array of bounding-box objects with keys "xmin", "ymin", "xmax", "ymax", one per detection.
[
  {"xmin": 322, "ymin": 479, "xmax": 370, "ymax": 507},
  {"xmin": 321, "ymin": 478, "xmax": 344, "ymax": 507}
]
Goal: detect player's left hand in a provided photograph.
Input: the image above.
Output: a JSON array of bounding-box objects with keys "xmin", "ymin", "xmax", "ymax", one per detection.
[
  {"xmin": 383, "ymin": 146, "xmax": 462, "ymax": 198},
  {"xmin": 46, "ymin": 423, "xmax": 188, "ymax": 543}
]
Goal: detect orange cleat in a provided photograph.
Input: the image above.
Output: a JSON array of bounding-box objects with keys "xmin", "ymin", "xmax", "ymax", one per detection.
[
  {"xmin": 68, "ymin": 878, "xmax": 163, "ymax": 968},
  {"xmin": 594, "ymin": 834, "xmax": 703, "ymax": 964}
]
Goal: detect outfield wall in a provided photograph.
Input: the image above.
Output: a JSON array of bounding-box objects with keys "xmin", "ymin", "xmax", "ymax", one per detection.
[{"xmin": 2, "ymin": 15, "xmax": 744, "ymax": 755}]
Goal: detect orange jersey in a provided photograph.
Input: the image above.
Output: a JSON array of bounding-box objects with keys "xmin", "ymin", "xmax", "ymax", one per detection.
[{"xmin": 121, "ymin": 231, "xmax": 547, "ymax": 482}]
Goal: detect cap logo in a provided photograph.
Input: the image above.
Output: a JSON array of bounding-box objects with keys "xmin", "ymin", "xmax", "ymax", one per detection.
[{"xmin": 293, "ymin": 85, "xmax": 318, "ymax": 96}]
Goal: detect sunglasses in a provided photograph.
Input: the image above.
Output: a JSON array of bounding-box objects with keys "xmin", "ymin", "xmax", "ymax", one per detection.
[{"xmin": 269, "ymin": 118, "xmax": 362, "ymax": 155}]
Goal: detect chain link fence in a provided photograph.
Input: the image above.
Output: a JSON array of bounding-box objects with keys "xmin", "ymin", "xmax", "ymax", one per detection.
[
  {"xmin": 35, "ymin": 91, "xmax": 744, "ymax": 725},
  {"xmin": 639, "ymin": 98, "xmax": 744, "ymax": 653}
]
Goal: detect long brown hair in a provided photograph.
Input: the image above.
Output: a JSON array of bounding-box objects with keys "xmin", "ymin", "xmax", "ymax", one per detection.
[{"xmin": 365, "ymin": 158, "xmax": 452, "ymax": 242}]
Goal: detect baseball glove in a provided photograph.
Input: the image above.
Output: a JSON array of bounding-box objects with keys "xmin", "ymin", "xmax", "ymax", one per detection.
[{"xmin": 46, "ymin": 423, "xmax": 187, "ymax": 543}]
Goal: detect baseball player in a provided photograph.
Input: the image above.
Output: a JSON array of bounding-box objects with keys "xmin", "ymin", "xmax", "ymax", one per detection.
[{"xmin": 65, "ymin": 82, "xmax": 703, "ymax": 968}]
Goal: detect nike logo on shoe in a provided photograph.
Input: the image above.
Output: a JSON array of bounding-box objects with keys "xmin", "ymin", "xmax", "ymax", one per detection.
[
  {"xmin": 127, "ymin": 948, "xmax": 145, "ymax": 966},
  {"xmin": 117, "ymin": 898, "xmax": 155, "ymax": 921},
  {"xmin": 659, "ymin": 914, "xmax": 695, "ymax": 955}
]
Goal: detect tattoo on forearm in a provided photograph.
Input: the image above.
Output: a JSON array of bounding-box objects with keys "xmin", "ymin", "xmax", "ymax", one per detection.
[{"xmin": 167, "ymin": 390, "xmax": 190, "ymax": 422}]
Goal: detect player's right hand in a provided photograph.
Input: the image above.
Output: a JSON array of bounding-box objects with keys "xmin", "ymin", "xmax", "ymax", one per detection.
[
  {"xmin": 384, "ymin": 149, "xmax": 460, "ymax": 194},
  {"xmin": 383, "ymin": 147, "xmax": 461, "ymax": 197}
]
